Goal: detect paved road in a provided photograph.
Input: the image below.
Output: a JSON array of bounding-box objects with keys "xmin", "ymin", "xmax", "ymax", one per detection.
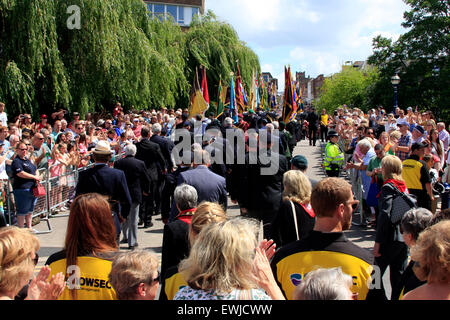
[
  {"xmin": 34, "ymin": 138, "xmax": 376, "ymax": 265},
  {"xmin": 33, "ymin": 138, "xmax": 387, "ymax": 297}
]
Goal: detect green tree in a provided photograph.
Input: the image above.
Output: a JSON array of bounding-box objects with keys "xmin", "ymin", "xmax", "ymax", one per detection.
[
  {"xmin": 368, "ymin": 0, "xmax": 449, "ymax": 120},
  {"xmin": 0, "ymin": 1, "xmax": 260, "ymax": 119},
  {"xmin": 315, "ymin": 66, "xmax": 379, "ymax": 114},
  {"xmin": 184, "ymin": 11, "xmax": 260, "ymax": 114}
]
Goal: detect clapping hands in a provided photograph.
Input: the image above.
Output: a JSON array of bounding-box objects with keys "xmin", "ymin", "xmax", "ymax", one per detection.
[{"xmin": 26, "ymin": 266, "xmax": 65, "ymax": 300}]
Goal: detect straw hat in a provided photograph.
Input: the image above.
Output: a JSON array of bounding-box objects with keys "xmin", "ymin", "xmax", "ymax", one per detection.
[{"xmin": 93, "ymin": 140, "xmax": 112, "ymax": 155}]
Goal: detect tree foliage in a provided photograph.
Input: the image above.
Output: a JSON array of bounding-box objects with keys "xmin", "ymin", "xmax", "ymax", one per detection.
[
  {"xmin": 314, "ymin": 66, "xmax": 379, "ymax": 114},
  {"xmin": 0, "ymin": 1, "xmax": 260, "ymax": 119},
  {"xmin": 185, "ymin": 11, "xmax": 260, "ymax": 113},
  {"xmin": 367, "ymin": 0, "xmax": 449, "ymax": 120}
]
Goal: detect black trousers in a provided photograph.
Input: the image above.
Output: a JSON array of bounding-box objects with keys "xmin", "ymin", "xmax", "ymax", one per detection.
[
  {"xmin": 139, "ymin": 180, "xmax": 157, "ymax": 224},
  {"xmin": 247, "ymin": 209, "xmax": 276, "ymax": 240},
  {"xmin": 326, "ymin": 169, "xmax": 340, "ymax": 177},
  {"xmin": 375, "ymin": 241, "xmax": 408, "ymax": 300},
  {"xmin": 320, "ymin": 125, "xmax": 328, "ymax": 142},
  {"xmin": 308, "ymin": 126, "xmax": 318, "ymax": 146}
]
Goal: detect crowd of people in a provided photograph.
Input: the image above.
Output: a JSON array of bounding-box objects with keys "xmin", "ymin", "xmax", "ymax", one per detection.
[{"xmin": 0, "ymin": 100, "xmax": 449, "ymax": 301}]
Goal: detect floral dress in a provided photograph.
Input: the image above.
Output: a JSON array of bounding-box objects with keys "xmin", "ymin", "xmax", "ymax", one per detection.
[{"xmin": 174, "ymin": 286, "xmax": 271, "ymax": 300}]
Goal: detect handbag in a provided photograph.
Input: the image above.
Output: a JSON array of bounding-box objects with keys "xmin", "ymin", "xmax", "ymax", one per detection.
[
  {"xmin": 366, "ymin": 177, "xmax": 380, "ymax": 207},
  {"xmin": 32, "ymin": 182, "xmax": 46, "ymax": 198},
  {"xmin": 386, "ymin": 183, "xmax": 417, "ymax": 225}
]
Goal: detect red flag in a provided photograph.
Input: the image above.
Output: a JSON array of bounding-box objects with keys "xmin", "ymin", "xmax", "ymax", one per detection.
[
  {"xmin": 235, "ymin": 64, "xmax": 245, "ymax": 113},
  {"xmin": 201, "ymin": 67, "xmax": 209, "ymax": 107}
]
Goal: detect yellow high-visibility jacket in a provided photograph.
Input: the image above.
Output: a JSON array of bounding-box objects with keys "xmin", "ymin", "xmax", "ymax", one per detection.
[{"xmin": 324, "ymin": 141, "xmax": 344, "ymax": 170}]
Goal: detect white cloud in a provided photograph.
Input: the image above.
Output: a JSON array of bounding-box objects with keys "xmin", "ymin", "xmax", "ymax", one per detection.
[{"xmin": 206, "ymin": 0, "xmax": 410, "ymax": 81}]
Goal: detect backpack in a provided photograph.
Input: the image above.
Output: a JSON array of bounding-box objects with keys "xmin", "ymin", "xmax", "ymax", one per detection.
[{"xmin": 385, "ymin": 183, "xmax": 417, "ymax": 225}]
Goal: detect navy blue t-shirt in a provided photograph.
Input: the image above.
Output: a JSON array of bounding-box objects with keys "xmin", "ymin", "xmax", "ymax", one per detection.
[{"xmin": 11, "ymin": 157, "xmax": 37, "ymax": 189}]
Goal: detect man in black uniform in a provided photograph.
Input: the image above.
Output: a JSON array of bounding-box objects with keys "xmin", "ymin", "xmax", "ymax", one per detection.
[
  {"xmin": 306, "ymin": 107, "xmax": 319, "ymax": 146},
  {"xmin": 135, "ymin": 126, "xmax": 166, "ymax": 228}
]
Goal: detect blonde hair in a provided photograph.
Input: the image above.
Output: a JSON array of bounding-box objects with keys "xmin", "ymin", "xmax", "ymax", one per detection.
[
  {"xmin": 179, "ymin": 217, "xmax": 260, "ymax": 294},
  {"xmin": 411, "ymin": 220, "xmax": 450, "ymax": 284},
  {"xmin": 189, "ymin": 201, "xmax": 227, "ymax": 245},
  {"xmin": 389, "ymin": 130, "xmax": 402, "ymax": 141},
  {"xmin": 381, "ymin": 155, "xmax": 403, "ymax": 181},
  {"xmin": 283, "ymin": 170, "xmax": 312, "ymax": 204},
  {"xmin": 0, "ymin": 227, "xmax": 40, "ymax": 295},
  {"xmin": 108, "ymin": 250, "xmax": 159, "ymax": 300}
]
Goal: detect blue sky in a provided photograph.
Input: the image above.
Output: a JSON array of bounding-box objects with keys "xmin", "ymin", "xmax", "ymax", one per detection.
[{"xmin": 205, "ymin": 0, "xmax": 410, "ymax": 91}]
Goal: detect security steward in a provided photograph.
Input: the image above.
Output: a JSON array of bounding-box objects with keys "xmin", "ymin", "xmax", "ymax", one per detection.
[{"xmin": 323, "ymin": 129, "xmax": 344, "ymax": 177}]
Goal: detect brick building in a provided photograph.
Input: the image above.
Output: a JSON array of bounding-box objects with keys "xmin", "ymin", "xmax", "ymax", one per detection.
[
  {"xmin": 295, "ymin": 71, "xmax": 326, "ymax": 105},
  {"xmin": 144, "ymin": 0, "xmax": 205, "ymax": 28}
]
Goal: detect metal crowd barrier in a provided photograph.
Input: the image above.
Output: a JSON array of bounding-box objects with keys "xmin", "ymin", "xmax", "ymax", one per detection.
[{"xmin": 3, "ymin": 152, "xmax": 124, "ymax": 234}]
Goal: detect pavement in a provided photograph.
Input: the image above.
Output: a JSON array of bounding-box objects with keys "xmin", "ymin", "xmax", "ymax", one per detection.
[{"xmin": 32, "ymin": 138, "xmax": 385, "ymax": 297}]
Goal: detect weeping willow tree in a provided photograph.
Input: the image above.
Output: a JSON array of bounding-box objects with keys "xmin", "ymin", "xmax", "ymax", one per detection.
[
  {"xmin": 0, "ymin": 1, "xmax": 260, "ymax": 117},
  {"xmin": 54, "ymin": 0, "xmax": 189, "ymax": 114},
  {"xmin": 185, "ymin": 11, "xmax": 261, "ymax": 109},
  {"xmin": 0, "ymin": 0, "xmax": 71, "ymax": 116}
]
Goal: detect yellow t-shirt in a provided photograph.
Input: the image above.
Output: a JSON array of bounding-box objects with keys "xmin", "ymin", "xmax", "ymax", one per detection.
[
  {"xmin": 321, "ymin": 114, "xmax": 329, "ymax": 126},
  {"xmin": 46, "ymin": 251, "xmax": 118, "ymax": 300}
]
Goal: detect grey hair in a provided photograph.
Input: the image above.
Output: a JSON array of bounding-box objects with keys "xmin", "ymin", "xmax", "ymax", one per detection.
[
  {"xmin": 357, "ymin": 138, "xmax": 372, "ymax": 151},
  {"xmin": 174, "ymin": 184, "xmax": 198, "ymax": 211},
  {"xmin": 152, "ymin": 123, "xmax": 162, "ymax": 134},
  {"xmin": 223, "ymin": 117, "xmax": 233, "ymax": 127},
  {"xmin": 401, "ymin": 208, "xmax": 433, "ymax": 241},
  {"xmin": 293, "ymin": 267, "xmax": 353, "ymax": 300},
  {"xmin": 124, "ymin": 143, "xmax": 137, "ymax": 157}
]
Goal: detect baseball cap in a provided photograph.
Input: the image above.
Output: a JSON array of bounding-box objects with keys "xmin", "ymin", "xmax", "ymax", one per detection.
[
  {"xmin": 291, "ymin": 155, "xmax": 308, "ymax": 169},
  {"xmin": 327, "ymin": 129, "xmax": 339, "ymax": 137},
  {"xmin": 413, "ymin": 125, "xmax": 425, "ymax": 135},
  {"xmin": 397, "ymin": 118, "xmax": 409, "ymax": 126},
  {"xmin": 41, "ymin": 114, "xmax": 48, "ymax": 119}
]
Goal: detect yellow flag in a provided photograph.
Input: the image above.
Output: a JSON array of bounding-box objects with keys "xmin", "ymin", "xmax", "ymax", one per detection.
[{"xmin": 189, "ymin": 90, "xmax": 208, "ymax": 118}]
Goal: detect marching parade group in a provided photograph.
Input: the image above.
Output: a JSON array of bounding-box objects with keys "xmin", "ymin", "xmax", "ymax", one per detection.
[{"xmin": 0, "ymin": 100, "xmax": 448, "ymax": 301}]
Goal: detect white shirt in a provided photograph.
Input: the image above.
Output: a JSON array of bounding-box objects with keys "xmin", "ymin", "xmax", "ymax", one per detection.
[
  {"xmin": 0, "ymin": 112, "xmax": 7, "ymax": 127},
  {"xmin": 439, "ymin": 129, "xmax": 450, "ymax": 152}
]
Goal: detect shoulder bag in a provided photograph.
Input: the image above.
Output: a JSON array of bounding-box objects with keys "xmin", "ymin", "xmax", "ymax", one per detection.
[
  {"xmin": 290, "ymin": 200, "xmax": 300, "ymax": 241},
  {"xmin": 385, "ymin": 183, "xmax": 417, "ymax": 225}
]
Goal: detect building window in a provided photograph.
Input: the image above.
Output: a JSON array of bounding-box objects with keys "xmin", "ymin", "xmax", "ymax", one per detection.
[
  {"xmin": 166, "ymin": 5, "xmax": 177, "ymax": 22},
  {"xmin": 153, "ymin": 4, "xmax": 165, "ymax": 21},
  {"xmin": 178, "ymin": 6, "xmax": 185, "ymax": 24},
  {"xmin": 192, "ymin": 7, "xmax": 199, "ymax": 18}
]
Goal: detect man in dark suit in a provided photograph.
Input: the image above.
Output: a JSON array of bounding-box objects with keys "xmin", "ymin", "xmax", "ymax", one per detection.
[
  {"xmin": 306, "ymin": 107, "xmax": 319, "ymax": 146},
  {"xmin": 161, "ymin": 151, "xmax": 192, "ymax": 224},
  {"xmin": 114, "ymin": 143, "xmax": 151, "ymax": 249},
  {"xmin": 170, "ymin": 149, "xmax": 227, "ymax": 221},
  {"xmin": 240, "ymin": 131, "xmax": 289, "ymax": 238},
  {"xmin": 150, "ymin": 122, "xmax": 175, "ymax": 216},
  {"xmin": 135, "ymin": 126, "xmax": 166, "ymax": 228},
  {"xmin": 75, "ymin": 140, "xmax": 132, "ymax": 242}
]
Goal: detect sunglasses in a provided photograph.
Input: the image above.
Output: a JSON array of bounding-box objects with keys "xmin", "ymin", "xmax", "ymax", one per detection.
[
  {"xmin": 32, "ymin": 252, "xmax": 39, "ymax": 265},
  {"xmin": 18, "ymin": 148, "xmax": 28, "ymax": 151},
  {"xmin": 346, "ymin": 200, "xmax": 360, "ymax": 211}
]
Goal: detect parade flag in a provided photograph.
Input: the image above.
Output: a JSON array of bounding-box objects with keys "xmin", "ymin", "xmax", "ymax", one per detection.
[
  {"xmin": 230, "ymin": 74, "xmax": 238, "ymax": 123},
  {"xmin": 235, "ymin": 64, "xmax": 246, "ymax": 113},
  {"xmin": 189, "ymin": 67, "xmax": 208, "ymax": 118},
  {"xmin": 216, "ymin": 77, "xmax": 224, "ymax": 119},
  {"xmin": 282, "ymin": 66, "xmax": 298, "ymax": 123},
  {"xmin": 201, "ymin": 66, "xmax": 210, "ymax": 108},
  {"xmin": 248, "ymin": 70, "xmax": 256, "ymax": 110}
]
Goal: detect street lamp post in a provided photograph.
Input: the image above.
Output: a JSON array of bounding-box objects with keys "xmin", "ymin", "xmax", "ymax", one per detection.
[{"xmin": 391, "ymin": 74, "xmax": 401, "ymax": 109}]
